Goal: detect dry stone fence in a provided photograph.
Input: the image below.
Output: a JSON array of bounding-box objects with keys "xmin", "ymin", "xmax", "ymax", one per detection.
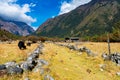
[
  {"xmin": 0, "ymin": 43, "xmax": 54, "ymax": 80},
  {"xmin": 54, "ymin": 42, "xmax": 120, "ymax": 76},
  {"xmin": 55, "ymin": 43, "xmax": 97, "ymax": 57},
  {"xmin": 55, "ymin": 42, "xmax": 120, "ymax": 64}
]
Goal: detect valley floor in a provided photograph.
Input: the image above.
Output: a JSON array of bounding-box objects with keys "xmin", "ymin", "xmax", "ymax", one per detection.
[
  {"xmin": 0, "ymin": 41, "xmax": 120, "ymax": 80},
  {"xmin": 41, "ymin": 42, "xmax": 120, "ymax": 80}
]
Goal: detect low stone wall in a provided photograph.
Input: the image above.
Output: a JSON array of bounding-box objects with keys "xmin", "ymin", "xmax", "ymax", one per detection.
[
  {"xmin": 0, "ymin": 43, "xmax": 54, "ymax": 80},
  {"xmin": 55, "ymin": 43, "xmax": 97, "ymax": 57}
]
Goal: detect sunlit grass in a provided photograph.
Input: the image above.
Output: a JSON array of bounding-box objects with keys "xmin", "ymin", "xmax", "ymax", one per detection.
[
  {"xmin": 0, "ymin": 41, "xmax": 38, "ymax": 64},
  {"xmin": 0, "ymin": 41, "xmax": 40, "ymax": 80},
  {"xmin": 41, "ymin": 42, "xmax": 120, "ymax": 80},
  {"xmin": 0, "ymin": 42, "xmax": 120, "ymax": 80}
]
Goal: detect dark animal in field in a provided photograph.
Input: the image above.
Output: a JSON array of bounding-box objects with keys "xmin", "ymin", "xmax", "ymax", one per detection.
[
  {"xmin": 27, "ymin": 42, "xmax": 31, "ymax": 46},
  {"xmin": 18, "ymin": 41, "xmax": 26, "ymax": 50},
  {"xmin": 32, "ymin": 41, "xmax": 37, "ymax": 43}
]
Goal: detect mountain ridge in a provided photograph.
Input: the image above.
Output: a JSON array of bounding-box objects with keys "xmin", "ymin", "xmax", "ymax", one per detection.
[
  {"xmin": 0, "ymin": 16, "xmax": 34, "ymax": 36},
  {"xmin": 36, "ymin": 0, "xmax": 120, "ymax": 40}
]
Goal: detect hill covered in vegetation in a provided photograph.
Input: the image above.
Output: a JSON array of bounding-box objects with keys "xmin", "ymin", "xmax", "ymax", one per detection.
[
  {"xmin": 36, "ymin": 0, "xmax": 120, "ymax": 42},
  {"xmin": 0, "ymin": 29, "xmax": 19, "ymax": 41}
]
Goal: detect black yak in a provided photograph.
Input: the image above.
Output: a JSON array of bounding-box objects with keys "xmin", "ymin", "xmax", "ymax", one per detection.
[
  {"xmin": 18, "ymin": 41, "xmax": 26, "ymax": 50},
  {"xmin": 27, "ymin": 42, "xmax": 31, "ymax": 46}
]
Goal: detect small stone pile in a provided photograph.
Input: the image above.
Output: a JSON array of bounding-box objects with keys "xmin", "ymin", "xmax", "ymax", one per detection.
[
  {"xmin": 79, "ymin": 46, "xmax": 97, "ymax": 56},
  {"xmin": 102, "ymin": 52, "xmax": 120, "ymax": 65},
  {"xmin": 55, "ymin": 43, "xmax": 79, "ymax": 51},
  {"xmin": 66, "ymin": 45, "xmax": 79, "ymax": 51}
]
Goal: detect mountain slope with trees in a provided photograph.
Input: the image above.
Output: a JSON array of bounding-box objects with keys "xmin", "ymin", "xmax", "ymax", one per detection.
[
  {"xmin": 36, "ymin": 0, "xmax": 120, "ymax": 41},
  {"xmin": 0, "ymin": 29, "xmax": 19, "ymax": 41}
]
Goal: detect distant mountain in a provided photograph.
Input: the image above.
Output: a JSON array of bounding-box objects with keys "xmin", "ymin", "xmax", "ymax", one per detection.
[
  {"xmin": 36, "ymin": 0, "xmax": 120, "ymax": 39},
  {"xmin": 0, "ymin": 17, "xmax": 34, "ymax": 36}
]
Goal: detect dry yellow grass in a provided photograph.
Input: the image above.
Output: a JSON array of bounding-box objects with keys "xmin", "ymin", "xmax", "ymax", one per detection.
[
  {"xmin": 0, "ymin": 41, "xmax": 38, "ymax": 64},
  {"xmin": 41, "ymin": 42, "xmax": 120, "ymax": 80},
  {"xmin": 0, "ymin": 42, "xmax": 120, "ymax": 80},
  {"xmin": 0, "ymin": 41, "xmax": 40, "ymax": 80}
]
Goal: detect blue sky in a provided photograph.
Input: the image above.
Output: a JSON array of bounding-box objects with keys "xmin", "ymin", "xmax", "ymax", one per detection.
[{"xmin": 0, "ymin": 0, "xmax": 91, "ymax": 30}]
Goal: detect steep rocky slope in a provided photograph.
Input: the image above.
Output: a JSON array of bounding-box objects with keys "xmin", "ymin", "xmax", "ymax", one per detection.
[{"xmin": 0, "ymin": 17, "xmax": 34, "ymax": 36}]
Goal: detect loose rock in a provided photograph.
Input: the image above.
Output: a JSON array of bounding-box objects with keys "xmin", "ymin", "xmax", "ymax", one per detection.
[
  {"xmin": 7, "ymin": 66, "xmax": 23, "ymax": 74},
  {"xmin": 116, "ymin": 72, "xmax": 120, "ymax": 76},
  {"xmin": 44, "ymin": 74, "xmax": 54, "ymax": 80},
  {"xmin": 24, "ymin": 77, "xmax": 30, "ymax": 80},
  {"xmin": 5, "ymin": 61, "xmax": 17, "ymax": 68},
  {"xmin": 0, "ymin": 64, "xmax": 6, "ymax": 70},
  {"xmin": 20, "ymin": 62, "xmax": 34, "ymax": 71}
]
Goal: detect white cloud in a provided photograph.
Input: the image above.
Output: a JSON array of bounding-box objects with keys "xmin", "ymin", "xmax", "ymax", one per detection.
[
  {"xmin": 30, "ymin": 3, "xmax": 36, "ymax": 7},
  {"xmin": 32, "ymin": 26, "xmax": 38, "ymax": 30},
  {"xmin": 0, "ymin": 0, "xmax": 17, "ymax": 3},
  {"xmin": 52, "ymin": 16, "xmax": 55, "ymax": 18},
  {"xmin": 0, "ymin": 0, "xmax": 36, "ymax": 25},
  {"xmin": 59, "ymin": 0, "xmax": 91, "ymax": 15}
]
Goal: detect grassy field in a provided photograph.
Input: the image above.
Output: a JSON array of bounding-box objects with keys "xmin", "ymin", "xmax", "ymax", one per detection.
[
  {"xmin": 0, "ymin": 41, "xmax": 40, "ymax": 80},
  {"xmin": 0, "ymin": 41, "xmax": 120, "ymax": 80},
  {"xmin": 0, "ymin": 41, "xmax": 38, "ymax": 64},
  {"xmin": 41, "ymin": 42, "xmax": 120, "ymax": 80}
]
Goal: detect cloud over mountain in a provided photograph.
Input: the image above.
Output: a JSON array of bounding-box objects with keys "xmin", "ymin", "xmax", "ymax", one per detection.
[
  {"xmin": 59, "ymin": 0, "xmax": 91, "ymax": 15},
  {"xmin": 0, "ymin": 0, "xmax": 36, "ymax": 25}
]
